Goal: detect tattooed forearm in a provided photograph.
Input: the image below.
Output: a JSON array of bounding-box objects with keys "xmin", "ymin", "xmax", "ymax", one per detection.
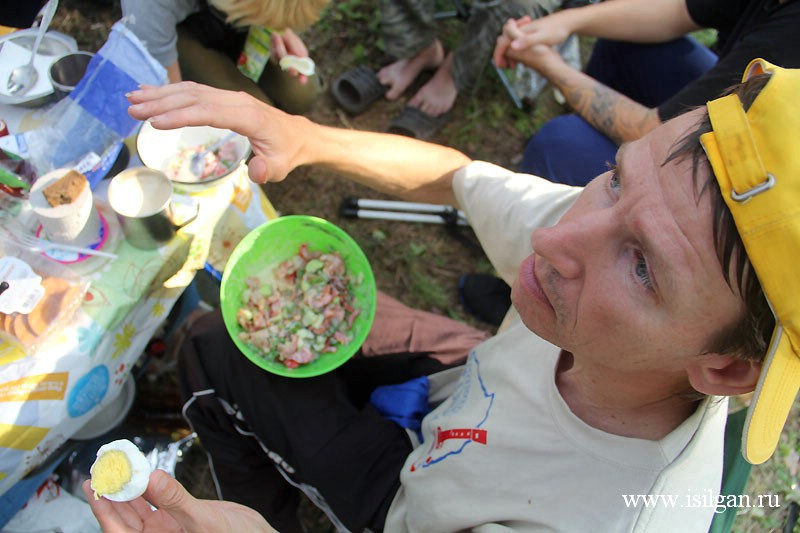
[{"xmin": 552, "ymin": 72, "xmax": 661, "ymax": 145}]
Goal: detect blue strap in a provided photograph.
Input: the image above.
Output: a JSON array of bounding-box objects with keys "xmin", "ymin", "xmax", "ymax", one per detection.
[{"xmin": 369, "ymin": 376, "xmax": 431, "ymax": 442}]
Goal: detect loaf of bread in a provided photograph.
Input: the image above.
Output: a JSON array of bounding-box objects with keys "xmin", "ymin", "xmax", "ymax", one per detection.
[{"xmin": 42, "ymin": 170, "xmax": 87, "ymax": 207}]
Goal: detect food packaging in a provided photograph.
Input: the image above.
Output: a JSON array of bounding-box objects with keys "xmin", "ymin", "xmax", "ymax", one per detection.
[{"xmin": 0, "ymin": 238, "xmax": 90, "ymax": 355}]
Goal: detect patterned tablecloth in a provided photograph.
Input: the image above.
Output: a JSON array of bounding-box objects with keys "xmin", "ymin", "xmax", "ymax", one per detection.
[{"xmin": 0, "ymin": 156, "xmax": 276, "ymax": 498}]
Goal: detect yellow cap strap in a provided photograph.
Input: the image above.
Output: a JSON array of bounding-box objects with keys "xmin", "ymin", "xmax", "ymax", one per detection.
[{"xmin": 706, "ymin": 94, "xmax": 772, "ymax": 202}]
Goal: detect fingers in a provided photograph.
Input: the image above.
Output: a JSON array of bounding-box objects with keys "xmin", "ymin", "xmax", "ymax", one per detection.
[
  {"xmin": 143, "ymin": 470, "xmax": 192, "ymax": 506},
  {"xmin": 280, "ymin": 29, "xmax": 309, "ymax": 57},
  {"xmin": 126, "ymin": 81, "xmax": 194, "ymax": 106},
  {"xmin": 142, "ymin": 470, "xmax": 198, "ymax": 524},
  {"xmin": 127, "ymin": 82, "xmax": 211, "ymax": 125},
  {"xmin": 271, "ymin": 32, "xmax": 288, "ymax": 60},
  {"xmin": 495, "ymin": 17, "xmax": 528, "ymax": 68},
  {"xmin": 518, "ymin": 15, "xmax": 533, "ymax": 24},
  {"xmin": 247, "ymin": 155, "xmax": 270, "ymax": 183},
  {"xmin": 505, "ymin": 18, "xmax": 527, "ymax": 47},
  {"xmin": 82, "ymin": 480, "xmax": 141, "ymax": 531},
  {"xmin": 504, "ymin": 15, "xmax": 544, "ymax": 52},
  {"xmin": 493, "ymin": 34, "xmax": 513, "ymax": 68},
  {"xmin": 127, "ymin": 82, "xmax": 261, "ymax": 135}
]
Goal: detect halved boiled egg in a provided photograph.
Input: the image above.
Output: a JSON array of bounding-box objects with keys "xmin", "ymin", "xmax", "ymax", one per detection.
[{"xmin": 90, "ymin": 438, "xmax": 152, "ymax": 501}]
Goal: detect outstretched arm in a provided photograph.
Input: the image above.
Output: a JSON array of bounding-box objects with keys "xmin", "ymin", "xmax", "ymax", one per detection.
[
  {"xmin": 497, "ymin": 18, "xmax": 661, "ymax": 144},
  {"xmin": 128, "ymin": 83, "xmax": 470, "ymax": 205}
]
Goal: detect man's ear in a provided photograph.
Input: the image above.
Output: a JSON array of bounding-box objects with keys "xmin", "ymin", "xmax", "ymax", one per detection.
[{"xmin": 686, "ymin": 354, "xmax": 762, "ymax": 396}]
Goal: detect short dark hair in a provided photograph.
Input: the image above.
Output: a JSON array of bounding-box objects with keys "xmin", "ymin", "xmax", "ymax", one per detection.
[{"xmin": 665, "ymin": 74, "xmax": 774, "ymax": 362}]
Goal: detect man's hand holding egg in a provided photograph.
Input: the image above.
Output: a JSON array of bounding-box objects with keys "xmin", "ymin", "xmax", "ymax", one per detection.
[{"xmin": 85, "ymin": 449, "xmax": 278, "ymax": 532}]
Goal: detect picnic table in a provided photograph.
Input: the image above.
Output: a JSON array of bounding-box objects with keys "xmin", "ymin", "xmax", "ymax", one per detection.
[{"xmin": 0, "ymin": 85, "xmax": 276, "ymax": 523}]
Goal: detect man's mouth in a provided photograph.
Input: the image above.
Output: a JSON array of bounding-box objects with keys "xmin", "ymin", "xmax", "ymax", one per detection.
[{"xmin": 518, "ymin": 255, "xmax": 553, "ymax": 310}]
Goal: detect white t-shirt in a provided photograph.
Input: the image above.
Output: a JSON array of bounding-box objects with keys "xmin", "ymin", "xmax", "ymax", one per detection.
[{"xmin": 383, "ymin": 162, "xmax": 728, "ymax": 532}]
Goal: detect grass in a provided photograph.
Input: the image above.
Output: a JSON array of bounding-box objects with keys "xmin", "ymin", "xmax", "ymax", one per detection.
[{"xmin": 734, "ymin": 398, "xmax": 800, "ymax": 532}]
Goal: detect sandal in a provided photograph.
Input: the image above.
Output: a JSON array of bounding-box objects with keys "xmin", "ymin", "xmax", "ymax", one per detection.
[
  {"xmin": 387, "ymin": 105, "xmax": 450, "ymax": 141},
  {"xmin": 331, "ymin": 65, "xmax": 388, "ymax": 115}
]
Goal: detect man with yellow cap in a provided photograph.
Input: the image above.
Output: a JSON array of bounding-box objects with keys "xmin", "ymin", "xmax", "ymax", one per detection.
[
  {"xmin": 107, "ymin": 59, "xmax": 797, "ymax": 531},
  {"xmin": 699, "ymin": 58, "xmax": 799, "ymax": 466}
]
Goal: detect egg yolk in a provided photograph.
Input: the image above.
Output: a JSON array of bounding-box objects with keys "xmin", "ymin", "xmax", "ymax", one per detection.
[{"xmin": 91, "ymin": 449, "xmax": 132, "ymax": 500}]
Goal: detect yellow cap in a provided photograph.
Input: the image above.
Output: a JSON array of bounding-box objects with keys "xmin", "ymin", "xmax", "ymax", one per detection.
[{"xmin": 700, "ymin": 59, "xmax": 800, "ymax": 464}]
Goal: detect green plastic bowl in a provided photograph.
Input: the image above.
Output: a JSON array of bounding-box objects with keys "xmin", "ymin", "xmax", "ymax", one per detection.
[{"xmin": 220, "ymin": 215, "xmax": 376, "ymax": 377}]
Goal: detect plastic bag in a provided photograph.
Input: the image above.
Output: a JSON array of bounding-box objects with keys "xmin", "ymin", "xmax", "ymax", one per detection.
[
  {"xmin": 0, "ymin": 150, "xmax": 36, "ymax": 200},
  {"xmin": 25, "ymin": 20, "xmax": 166, "ymax": 187},
  {"xmin": 1, "ymin": 477, "xmax": 100, "ymax": 533}
]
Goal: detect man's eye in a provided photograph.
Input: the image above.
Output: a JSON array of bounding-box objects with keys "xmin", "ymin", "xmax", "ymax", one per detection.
[
  {"xmin": 635, "ymin": 250, "xmax": 653, "ymax": 289},
  {"xmin": 608, "ymin": 166, "xmax": 620, "ymax": 192}
]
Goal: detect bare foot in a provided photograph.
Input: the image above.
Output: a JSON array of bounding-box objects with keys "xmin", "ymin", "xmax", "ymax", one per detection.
[
  {"xmin": 408, "ymin": 52, "xmax": 457, "ymax": 117},
  {"xmin": 377, "ymin": 40, "xmax": 445, "ymax": 100}
]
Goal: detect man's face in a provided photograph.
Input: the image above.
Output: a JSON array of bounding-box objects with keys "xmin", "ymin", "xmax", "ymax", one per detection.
[{"xmin": 512, "ymin": 110, "xmax": 745, "ymax": 375}]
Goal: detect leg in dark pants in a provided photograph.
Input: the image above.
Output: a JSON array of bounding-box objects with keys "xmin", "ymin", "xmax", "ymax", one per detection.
[{"xmin": 179, "ymin": 310, "xmax": 414, "ymax": 531}]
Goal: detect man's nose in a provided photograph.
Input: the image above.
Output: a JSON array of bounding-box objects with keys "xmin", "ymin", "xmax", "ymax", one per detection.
[{"xmin": 532, "ymin": 212, "xmax": 613, "ymax": 279}]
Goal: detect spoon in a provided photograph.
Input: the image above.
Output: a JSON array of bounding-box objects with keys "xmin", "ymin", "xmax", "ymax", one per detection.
[
  {"xmin": 188, "ymin": 132, "xmax": 237, "ymax": 177},
  {"xmin": 6, "ymin": 0, "xmax": 59, "ymax": 96}
]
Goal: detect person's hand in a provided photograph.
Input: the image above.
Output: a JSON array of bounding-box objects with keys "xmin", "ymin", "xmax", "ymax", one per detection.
[
  {"xmin": 494, "ymin": 17, "xmax": 566, "ymax": 73},
  {"xmin": 271, "ymin": 29, "xmax": 311, "ymax": 84},
  {"xmin": 83, "ymin": 469, "xmax": 276, "ymax": 532},
  {"xmin": 127, "ymin": 82, "xmax": 309, "ymax": 184},
  {"xmin": 493, "ymin": 15, "xmax": 571, "ymax": 69}
]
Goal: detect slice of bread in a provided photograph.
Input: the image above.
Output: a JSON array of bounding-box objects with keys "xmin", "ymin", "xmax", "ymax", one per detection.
[{"xmin": 42, "ymin": 170, "xmax": 88, "ymax": 207}]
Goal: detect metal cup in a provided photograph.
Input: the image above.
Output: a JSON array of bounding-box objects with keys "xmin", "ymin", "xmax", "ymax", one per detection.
[
  {"xmin": 48, "ymin": 51, "xmax": 94, "ymax": 100},
  {"xmin": 107, "ymin": 168, "xmax": 198, "ymax": 250}
]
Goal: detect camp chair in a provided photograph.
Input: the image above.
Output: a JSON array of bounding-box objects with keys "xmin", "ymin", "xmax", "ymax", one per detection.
[{"xmin": 709, "ymin": 408, "xmax": 753, "ymax": 533}]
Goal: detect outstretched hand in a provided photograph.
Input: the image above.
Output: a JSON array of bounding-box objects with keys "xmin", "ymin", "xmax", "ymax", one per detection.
[
  {"xmin": 83, "ymin": 469, "xmax": 275, "ymax": 532},
  {"xmin": 127, "ymin": 82, "xmax": 309, "ymax": 184}
]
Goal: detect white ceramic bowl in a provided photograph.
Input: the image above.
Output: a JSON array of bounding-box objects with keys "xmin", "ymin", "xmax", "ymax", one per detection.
[{"xmin": 136, "ymin": 122, "xmax": 251, "ymax": 192}]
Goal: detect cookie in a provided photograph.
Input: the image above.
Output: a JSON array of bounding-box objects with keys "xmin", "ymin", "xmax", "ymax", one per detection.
[
  {"xmin": 1, "ymin": 313, "xmax": 13, "ymax": 335},
  {"xmin": 1, "ymin": 276, "xmax": 81, "ymax": 348},
  {"xmin": 27, "ymin": 277, "xmax": 70, "ymax": 335},
  {"xmin": 25, "ymin": 302, "xmax": 51, "ymax": 337},
  {"xmin": 10, "ymin": 313, "xmax": 37, "ymax": 347}
]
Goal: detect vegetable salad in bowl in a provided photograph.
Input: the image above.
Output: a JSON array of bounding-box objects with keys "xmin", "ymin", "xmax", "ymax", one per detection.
[
  {"xmin": 221, "ymin": 216, "xmax": 376, "ymax": 377},
  {"xmin": 237, "ymin": 244, "xmax": 362, "ymax": 368}
]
